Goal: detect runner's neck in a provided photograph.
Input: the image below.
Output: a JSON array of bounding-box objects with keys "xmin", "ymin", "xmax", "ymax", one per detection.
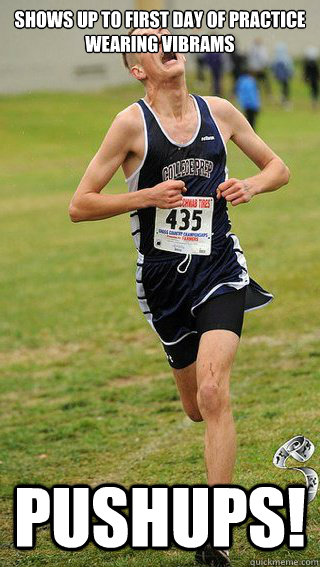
[{"xmin": 144, "ymin": 78, "xmax": 190, "ymax": 120}]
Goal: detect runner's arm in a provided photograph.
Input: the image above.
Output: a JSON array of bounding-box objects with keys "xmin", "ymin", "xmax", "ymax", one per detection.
[
  {"xmin": 69, "ymin": 110, "xmax": 186, "ymax": 222},
  {"xmin": 208, "ymin": 99, "xmax": 290, "ymax": 206}
]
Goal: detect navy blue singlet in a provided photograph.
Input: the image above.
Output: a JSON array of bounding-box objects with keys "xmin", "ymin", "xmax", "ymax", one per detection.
[{"xmin": 126, "ymin": 94, "xmax": 273, "ymax": 347}]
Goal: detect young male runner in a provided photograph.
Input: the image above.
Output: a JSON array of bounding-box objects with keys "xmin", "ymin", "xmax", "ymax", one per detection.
[{"xmin": 69, "ymin": 28, "xmax": 290, "ymax": 566}]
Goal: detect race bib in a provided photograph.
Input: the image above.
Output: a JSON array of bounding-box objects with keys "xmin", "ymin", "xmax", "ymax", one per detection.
[{"xmin": 154, "ymin": 196, "xmax": 214, "ymax": 256}]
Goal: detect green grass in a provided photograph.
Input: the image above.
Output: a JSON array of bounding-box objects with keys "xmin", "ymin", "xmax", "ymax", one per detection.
[{"xmin": 0, "ymin": 72, "xmax": 319, "ymax": 566}]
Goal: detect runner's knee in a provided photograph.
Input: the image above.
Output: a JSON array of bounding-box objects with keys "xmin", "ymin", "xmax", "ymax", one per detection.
[{"xmin": 197, "ymin": 373, "xmax": 230, "ymax": 418}]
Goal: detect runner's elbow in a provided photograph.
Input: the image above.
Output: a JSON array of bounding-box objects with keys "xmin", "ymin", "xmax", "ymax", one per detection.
[
  {"xmin": 282, "ymin": 162, "xmax": 291, "ymax": 186},
  {"xmin": 69, "ymin": 200, "xmax": 85, "ymax": 222},
  {"xmin": 273, "ymin": 157, "xmax": 290, "ymax": 188}
]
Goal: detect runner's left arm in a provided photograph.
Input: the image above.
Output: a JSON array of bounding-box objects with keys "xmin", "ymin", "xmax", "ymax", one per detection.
[{"xmin": 209, "ymin": 99, "xmax": 290, "ymax": 206}]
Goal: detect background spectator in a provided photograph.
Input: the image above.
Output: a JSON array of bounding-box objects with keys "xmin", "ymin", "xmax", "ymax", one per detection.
[
  {"xmin": 229, "ymin": 49, "xmax": 247, "ymax": 96},
  {"xmin": 272, "ymin": 43, "xmax": 294, "ymax": 108},
  {"xmin": 236, "ymin": 65, "xmax": 261, "ymax": 130},
  {"xmin": 203, "ymin": 52, "xmax": 224, "ymax": 96},
  {"xmin": 195, "ymin": 54, "xmax": 206, "ymax": 83},
  {"xmin": 248, "ymin": 38, "xmax": 271, "ymax": 95},
  {"xmin": 303, "ymin": 47, "xmax": 319, "ymax": 108}
]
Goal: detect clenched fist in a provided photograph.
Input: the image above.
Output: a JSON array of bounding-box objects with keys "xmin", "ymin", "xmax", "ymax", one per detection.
[
  {"xmin": 144, "ymin": 180, "xmax": 187, "ymax": 209},
  {"xmin": 217, "ymin": 178, "xmax": 254, "ymax": 206}
]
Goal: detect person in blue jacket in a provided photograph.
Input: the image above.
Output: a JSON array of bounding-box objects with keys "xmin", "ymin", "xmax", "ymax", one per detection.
[{"xmin": 236, "ymin": 67, "xmax": 261, "ymax": 131}]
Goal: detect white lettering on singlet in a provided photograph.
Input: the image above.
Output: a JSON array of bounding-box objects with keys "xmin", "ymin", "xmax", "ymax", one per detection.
[{"xmin": 162, "ymin": 158, "xmax": 214, "ymax": 181}]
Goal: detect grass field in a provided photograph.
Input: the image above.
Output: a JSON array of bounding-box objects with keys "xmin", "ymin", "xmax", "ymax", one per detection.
[{"xmin": 1, "ymin": 71, "xmax": 319, "ymax": 566}]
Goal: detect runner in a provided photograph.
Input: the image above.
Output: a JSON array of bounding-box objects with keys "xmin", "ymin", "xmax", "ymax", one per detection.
[{"xmin": 69, "ymin": 27, "xmax": 290, "ymax": 566}]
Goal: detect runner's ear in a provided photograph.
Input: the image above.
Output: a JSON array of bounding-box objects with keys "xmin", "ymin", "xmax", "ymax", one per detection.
[{"xmin": 131, "ymin": 64, "xmax": 147, "ymax": 81}]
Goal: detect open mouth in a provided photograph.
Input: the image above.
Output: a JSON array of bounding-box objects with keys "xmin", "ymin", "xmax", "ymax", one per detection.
[{"xmin": 161, "ymin": 52, "xmax": 177, "ymax": 65}]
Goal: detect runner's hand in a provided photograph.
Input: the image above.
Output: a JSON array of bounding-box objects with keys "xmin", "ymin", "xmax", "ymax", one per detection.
[
  {"xmin": 145, "ymin": 180, "xmax": 187, "ymax": 209},
  {"xmin": 217, "ymin": 178, "xmax": 253, "ymax": 206}
]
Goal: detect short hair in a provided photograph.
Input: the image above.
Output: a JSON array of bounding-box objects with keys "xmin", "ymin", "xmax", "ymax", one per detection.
[{"xmin": 122, "ymin": 28, "xmax": 135, "ymax": 69}]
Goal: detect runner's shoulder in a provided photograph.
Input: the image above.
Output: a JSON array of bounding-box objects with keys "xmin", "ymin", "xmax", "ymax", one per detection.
[
  {"xmin": 112, "ymin": 103, "xmax": 144, "ymax": 137},
  {"xmin": 202, "ymin": 96, "xmax": 242, "ymax": 138},
  {"xmin": 202, "ymin": 96, "xmax": 237, "ymax": 120}
]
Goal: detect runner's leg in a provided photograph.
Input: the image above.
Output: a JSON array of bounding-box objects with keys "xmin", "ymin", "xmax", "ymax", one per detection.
[
  {"xmin": 173, "ymin": 362, "xmax": 203, "ymax": 422},
  {"xmin": 172, "ymin": 330, "xmax": 240, "ymax": 484},
  {"xmin": 196, "ymin": 329, "xmax": 239, "ymax": 485}
]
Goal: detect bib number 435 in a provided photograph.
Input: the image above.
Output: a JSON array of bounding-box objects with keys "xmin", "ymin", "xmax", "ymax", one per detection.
[
  {"xmin": 154, "ymin": 196, "xmax": 213, "ymax": 255},
  {"xmin": 166, "ymin": 208, "xmax": 203, "ymax": 231}
]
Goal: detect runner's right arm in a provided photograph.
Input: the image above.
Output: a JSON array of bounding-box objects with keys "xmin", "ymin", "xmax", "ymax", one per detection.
[{"xmin": 69, "ymin": 107, "xmax": 186, "ymax": 222}]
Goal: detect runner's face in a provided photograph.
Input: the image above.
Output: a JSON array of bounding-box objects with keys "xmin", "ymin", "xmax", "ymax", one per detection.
[{"xmin": 131, "ymin": 28, "xmax": 185, "ymax": 81}]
